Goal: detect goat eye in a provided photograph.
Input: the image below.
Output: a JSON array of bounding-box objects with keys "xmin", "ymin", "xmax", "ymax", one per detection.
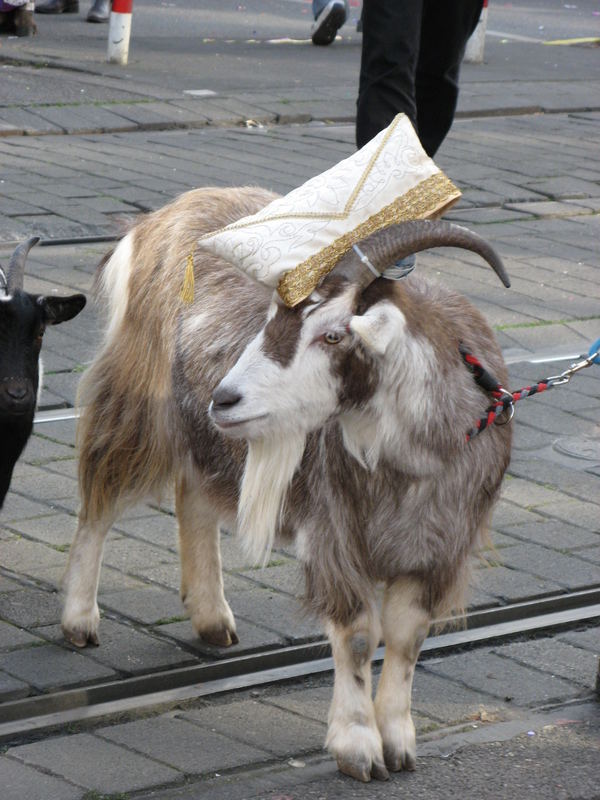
[{"xmin": 323, "ymin": 331, "xmax": 342, "ymax": 345}]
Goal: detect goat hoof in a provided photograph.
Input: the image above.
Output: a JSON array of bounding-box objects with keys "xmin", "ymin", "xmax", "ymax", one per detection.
[
  {"xmin": 337, "ymin": 758, "xmax": 372, "ymax": 783},
  {"xmin": 200, "ymin": 627, "xmax": 239, "ymax": 647},
  {"xmin": 62, "ymin": 626, "xmax": 99, "ymax": 648},
  {"xmin": 383, "ymin": 745, "xmax": 416, "ymax": 772},
  {"xmin": 371, "ymin": 760, "xmax": 390, "ymax": 781}
]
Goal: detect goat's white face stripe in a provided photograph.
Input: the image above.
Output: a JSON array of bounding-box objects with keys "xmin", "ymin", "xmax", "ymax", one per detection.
[{"xmin": 212, "ymin": 288, "xmax": 356, "ymax": 440}]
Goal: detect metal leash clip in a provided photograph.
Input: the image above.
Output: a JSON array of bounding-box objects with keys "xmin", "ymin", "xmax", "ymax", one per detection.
[{"xmin": 547, "ymin": 348, "xmax": 600, "ymax": 387}]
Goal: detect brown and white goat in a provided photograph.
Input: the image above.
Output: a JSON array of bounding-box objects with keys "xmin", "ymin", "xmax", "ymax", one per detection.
[{"xmin": 62, "ymin": 186, "xmax": 511, "ymax": 782}]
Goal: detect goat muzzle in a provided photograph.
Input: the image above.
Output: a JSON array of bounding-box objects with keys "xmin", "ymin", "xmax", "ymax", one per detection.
[
  {"xmin": 323, "ymin": 220, "xmax": 510, "ymax": 293},
  {"xmin": 0, "ymin": 378, "xmax": 35, "ymax": 416}
]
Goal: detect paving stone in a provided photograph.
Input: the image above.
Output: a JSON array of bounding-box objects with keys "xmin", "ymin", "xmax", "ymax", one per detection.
[
  {"xmin": 100, "ymin": 536, "xmax": 180, "ymax": 574},
  {"xmin": 493, "ymin": 637, "xmax": 599, "ymax": 688},
  {"xmin": 137, "ymin": 562, "xmax": 182, "ymax": 591},
  {"xmin": 536, "ymin": 500, "xmax": 600, "ymax": 533},
  {"xmin": 260, "ymin": 685, "xmax": 332, "ymax": 724},
  {"xmin": 218, "ymin": 532, "xmax": 257, "ymax": 570},
  {"xmin": 491, "ymin": 500, "xmax": 546, "ymax": 529},
  {"xmin": 573, "ymin": 545, "xmax": 600, "ymax": 566},
  {"xmin": 35, "ymin": 618, "xmax": 198, "ymax": 675},
  {"xmin": 158, "ymin": 616, "xmax": 286, "ymax": 657},
  {"xmin": 8, "ymin": 732, "xmax": 180, "ymax": 794},
  {"xmin": 239, "ymin": 559, "xmax": 303, "ymax": 596},
  {"xmin": 264, "ymin": 683, "xmax": 437, "ymax": 735},
  {"xmin": 98, "ymin": 713, "xmax": 270, "ymax": 774},
  {"xmin": 499, "ymin": 478, "xmax": 571, "ymax": 509},
  {"xmin": 504, "ymin": 200, "xmax": 594, "ymax": 218},
  {"xmin": 1, "ymin": 643, "xmax": 116, "ymax": 691},
  {"xmin": 228, "ymin": 589, "xmax": 322, "ymax": 643},
  {"xmin": 527, "ymin": 176, "xmax": 600, "ymax": 200},
  {"xmin": 20, "ymin": 434, "xmax": 76, "ymax": 466},
  {"xmin": 500, "ymin": 520, "xmax": 600, "ymax": 552},
  {"xmin": 0, "ymin": 575, "xmax": 24, "ymax": 593},
  {"xmin": 32, "ymin": 564, "xmax": 147, "ymax": 594},
  {"xmin": 0, "ymin": 492, "xmax": 56, "ymax": 522},
  {"xmin": 182, "ymin": 699, "xmax": 327, "ymax": 757},
  {"xmin": 0, "ymin": 587, "xmax": 63, "ymax": 628},
  {"xmin": 499, "ymin": 543, "xmax": 600, "ymax": 589},
  {"xmin": 112, "ymin": 513, "xmax": 179, "ymax": 548},
  {"xmin": 0, "ymin": 620, "xmax": 45, "ymax": 651},
  {"xmin": 508, "ymin": 458, "xmax": 600, "ymax": 505},
  {"xmin": 558, "ymin": 625, "xmax": 600, "ymax": 653},
  {"xmin": 423, "ymin": 649, "xmax": 582, "ymax": 707},
  {"xmin": 0, "ymin": 669, "xmax": 31, "ymax": 701},
  {"xmin": 6, "ymin": 512, "xmax": 78, "ymax": 548},
  {"xmin": 473, "ymin": 565, "xmax": 564, "ymax": 603},
  {"xmin": 411, "ymin": 666, "xmax": 512, "ymax": 725},
  {"xmin": 99, "ymin": 586, "xmax": 185, "ymax": 625},
  {"xmin": 0, "ymin": 537, "xmax": 67, "ymax": 575},
  {"xmin": 0, "ymin": 757, "xmax": 84, "ymax": 800}
]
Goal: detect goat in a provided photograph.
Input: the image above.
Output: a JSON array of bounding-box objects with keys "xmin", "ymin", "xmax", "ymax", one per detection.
[
  {"xmin": 62, "ymin": 186, "xmax": 511, "ymax": 782},
  {"xmin": 0, "ymin": 238, "xmax": 86, "ymax": 509}
]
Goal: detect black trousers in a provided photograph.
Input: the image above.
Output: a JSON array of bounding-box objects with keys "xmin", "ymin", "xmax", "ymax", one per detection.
[{"xmin": 356, "ymin": 0, "xmax": 483, "ymax": 155}]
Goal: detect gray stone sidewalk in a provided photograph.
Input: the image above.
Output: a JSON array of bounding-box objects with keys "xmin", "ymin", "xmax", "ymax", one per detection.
[
  {"xmin": 0, "ymin": 4, "xmax": 599, "ymax": 796},
  {"xmin": 1, "ymin": 623, "xmax": 598, "ymax": 799},
  {"xmin": 1, "ymin": 109, "xmax": 599, "ymax": 701}
]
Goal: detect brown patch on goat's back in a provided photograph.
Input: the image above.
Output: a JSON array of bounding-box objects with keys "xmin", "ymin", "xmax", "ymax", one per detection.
[{"xmin": 78, "ymin": 186, "xmax": 278, "ymax": 523}]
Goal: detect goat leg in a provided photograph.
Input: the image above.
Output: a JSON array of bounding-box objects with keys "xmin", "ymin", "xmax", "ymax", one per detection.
[
  {"xmin": 62, "ymin": 517, "xmax": 113, "ymax": 647},
  {"xmin": 325, "ymin": 603, "xmax": 389, "ymax": 782},
  {"xmin": 374, "ymin": 577, "xmax": 430, "ymax": 772},
  {"xmin": 176, "ymin": 473, "xmax": 238, "ymax": 647}
]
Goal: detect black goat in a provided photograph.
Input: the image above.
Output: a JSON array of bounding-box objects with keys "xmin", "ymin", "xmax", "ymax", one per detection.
[{"xmin": 0, "ymin": 238, "xmax": 86, "ymax": 509}]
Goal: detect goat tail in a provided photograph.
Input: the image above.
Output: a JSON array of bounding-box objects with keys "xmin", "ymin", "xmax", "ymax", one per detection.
[
  {"xmin": 77, "ymin": 229, "xmax": 183, "ymax": 524},
  {"xmin": 77, "ymin": 360, "xmax": 176, "ymax": 525}
]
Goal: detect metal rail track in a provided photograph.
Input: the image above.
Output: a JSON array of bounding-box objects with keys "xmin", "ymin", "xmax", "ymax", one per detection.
[{"xmin": 1, "ymin": 587, "xmax": 598, "ymax": 743}]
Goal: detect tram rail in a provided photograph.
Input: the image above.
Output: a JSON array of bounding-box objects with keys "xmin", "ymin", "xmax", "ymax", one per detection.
[{"xmin": 1, "ymin": 587, "xmax": 598, "ymax": 744}]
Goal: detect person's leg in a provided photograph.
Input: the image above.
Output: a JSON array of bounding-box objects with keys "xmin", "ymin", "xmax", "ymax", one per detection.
[
  {"xmin": 415, "ymin": 0, "xmax": 483, "ymax": 156},
  {"xmin": 356, "ymin": 0, "xmax": 424, "ymax": 149}
]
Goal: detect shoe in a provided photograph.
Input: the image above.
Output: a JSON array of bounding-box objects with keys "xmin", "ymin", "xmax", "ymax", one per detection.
[
  {"xmin": 14, "ymin": 7, "xmax": 37, "ymax": 35},
  {"xmin": 311, "ymin": 0, "xmax": 346, "ymax": 46},
  {"xmin": 36, "ymin": 0, "xmax": 79, "ymax": 13},
  {"xmin": 87, "ymin": 0, "xmax": 109, "ymax": 22}
]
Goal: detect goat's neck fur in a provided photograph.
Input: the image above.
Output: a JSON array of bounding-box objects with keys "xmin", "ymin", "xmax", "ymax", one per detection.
[{"xmin": 238, "ymin": 431, "xmax": 306, "ymax": 565}]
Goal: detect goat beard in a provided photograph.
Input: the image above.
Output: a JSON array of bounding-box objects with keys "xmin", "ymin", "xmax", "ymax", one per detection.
[{"xmin": 237, "ymin": 431, "xmax": 306, "ymax": 566}]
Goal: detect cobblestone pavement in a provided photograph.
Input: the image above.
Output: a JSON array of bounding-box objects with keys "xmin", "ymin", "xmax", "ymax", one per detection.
[
  {"xmin": 1, "ymin": 4, "xmax": 599, "ymax": 796},
  {"xmin": 1, "ymin": 115, "xmax": 599, "ymax": 693},
  {"xmin": 1, "ymin": 628, "xmax": 598, "ymax": 799}
]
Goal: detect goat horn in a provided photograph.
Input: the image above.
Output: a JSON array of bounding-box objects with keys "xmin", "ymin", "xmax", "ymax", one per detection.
[
  {"xmin": 329, "ymin": 220, "xmax": 510, "ymax": 291},
  {"xmin": 7, "ymin": 236, "xmax": 41, "ymax": 294}
]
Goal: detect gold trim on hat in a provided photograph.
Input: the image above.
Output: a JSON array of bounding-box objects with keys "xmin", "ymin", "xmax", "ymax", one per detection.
[{"xmin": 277, "ymin": 172, "xmax": 461, "ymax": 307}]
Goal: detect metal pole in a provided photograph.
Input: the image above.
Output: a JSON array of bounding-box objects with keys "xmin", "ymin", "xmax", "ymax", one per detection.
[
  {"xmin": 464, "ymin": 0, "xmax": 488, "ymax": 64},
  {"xmin": 107, "ymin": 0, "xmax": 133, "ymax": 65}
]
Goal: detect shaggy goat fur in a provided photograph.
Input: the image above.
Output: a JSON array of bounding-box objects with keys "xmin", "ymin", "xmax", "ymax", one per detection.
[{"xmin": 64, "ymin": 185, "xmax": 511, "ymax": 782}]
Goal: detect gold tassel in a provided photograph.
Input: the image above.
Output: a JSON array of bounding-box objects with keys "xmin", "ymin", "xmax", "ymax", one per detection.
[{"xmin": 180, "ymin": 253, "xmax": 195, "ymax": 304}]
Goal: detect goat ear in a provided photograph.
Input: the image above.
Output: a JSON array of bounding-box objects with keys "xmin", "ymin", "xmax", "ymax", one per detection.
[
  {"xmin": 349, "ymin": 303, "xmax": 406, "ymax": 356},
  {"xmin": 39, "ymin": 294, "xmax": 87, "ymax": 325}
]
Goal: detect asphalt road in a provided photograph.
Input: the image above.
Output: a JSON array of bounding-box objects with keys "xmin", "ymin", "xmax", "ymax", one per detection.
[{"xmin": 2, "ymin": 0, "xmax": 597, "ymax": 101}]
